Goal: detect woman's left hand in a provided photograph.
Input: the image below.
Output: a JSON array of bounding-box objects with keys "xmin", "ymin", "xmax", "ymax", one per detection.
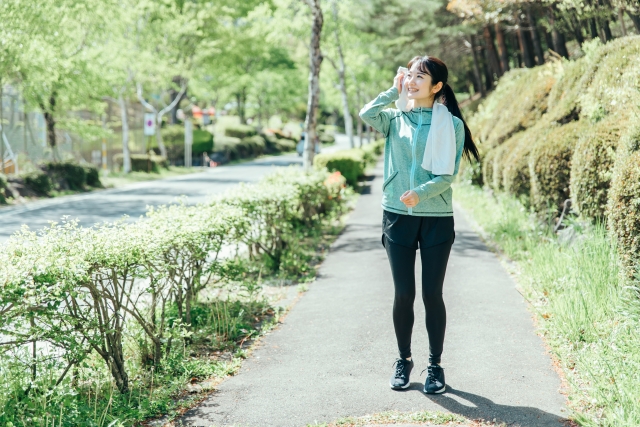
[{"xmin": 400, "ymin": 190, "xmax": 419, "ymax": 208}]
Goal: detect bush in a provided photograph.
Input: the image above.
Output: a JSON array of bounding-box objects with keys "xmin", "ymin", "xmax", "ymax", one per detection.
[
  {"xmin": 224, "ymin": 124, "xmax": 257, "ymax": 139},
  {"xmin": 113, "ymin": 153, "xmax": 168, "ymax": 173},
  {"xmin": 0, "ymin": 173, "xmax": 6, "ymax": 204},
  {"xmin": 23, "ymin": 170, "xmax": 53, "ymax": 195},
  {"xmin": 528, "ymin": 121, "xmax": 584, "ymax": 216},
  {"xmin": 160, "ymin": 126, "xmax": 214, "ymax": 162},
  {"xmin": 314, "ymin": 149, "xmax": 365, "ymax": 186},
  {"xmin": 0, "ymin": 166, "xmax": 347, "ymax": 416},
  {"xmin": 44, "ymin": 161, "xmax": 87, "ymax": 191},
  {"xmin": 319, "ymin": 132, "xmax": 335, "ymax": 144},
  {"xmin": 239, "ymin": 135, "xmax": 266, "ymax": 157},
  {"xmin": 83, "ymin": 165, "xmax": 102, "ymax": 187},
  {"xmin": 360, "ymin": 139, "xmax": 385, "ymax": 166},
  {"xmin": 607, "ymin": 121, "xmax": 640, "ymax": 276},
  {"xmin": 570, "ymin": 118, "xmax": 622, "ymax": 222},
  {"xmin": 470, "ymin": 66, "xmax": 557, "ymax": 148},
  {"xmin": 500, "ymin": 131, "xmax": 532, "ymax": 202}
]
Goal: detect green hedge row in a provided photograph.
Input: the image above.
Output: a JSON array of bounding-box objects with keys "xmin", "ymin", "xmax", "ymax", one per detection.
[
  {"xmin": 469, "ymin": 35, "xmax": 640, "ymax": 274},
  {"xmin": 0, "ymin": 167, "xmax": 347, "ymax": 396},
  {"xmin": 313, "ymin": 139, "xmax": 384, "ymax": 186},
  {"xmin": 113, "ymin": 152, "xmax": 169, "ymax": 173}
]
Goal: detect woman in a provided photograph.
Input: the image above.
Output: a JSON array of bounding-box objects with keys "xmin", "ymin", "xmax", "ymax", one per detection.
[{"xmin": 359, "ymin": 56, "xmax": 479, "ymax": 394}]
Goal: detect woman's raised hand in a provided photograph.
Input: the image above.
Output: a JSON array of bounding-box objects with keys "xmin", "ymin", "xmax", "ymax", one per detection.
[{"xmin": 393, "ymin": 70, "xmax": 405, "ymax": 92}]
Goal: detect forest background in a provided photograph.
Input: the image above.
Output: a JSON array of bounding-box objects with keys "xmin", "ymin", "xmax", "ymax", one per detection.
[{"xmin": 1, "ymin": 0, "xmax": 638, "ymax": 176}]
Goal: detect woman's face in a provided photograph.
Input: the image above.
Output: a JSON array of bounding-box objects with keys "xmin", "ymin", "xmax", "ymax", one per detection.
[{"xmin": 405, "ymin": 62, "xmax": 440, "ymax": 101}]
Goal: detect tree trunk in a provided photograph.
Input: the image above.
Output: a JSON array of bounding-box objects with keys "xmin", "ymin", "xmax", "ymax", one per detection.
[
  {"xmin": 627, "ymin": 11, "xmax": 640, "ymax": 33},
  {"xmin": 469, "ymin": 35, "xmax": 485, "ymax": 97},
  {"xmin": 154, "ymin": 118, "xmax": 167, "ymax": 158},
  {"xmin": 548, "ymin": 7, "xmax": 569, "ymax": 58},
  {"xmin": 569, "ymin": 13, "xmax": 586, "ymax": 45},
  {"xmin": 494, "ymin": 23, "xmax": 510, "ymax": 73},
  {"xmin": 601, "ymin": 18, "xmax": 613, "ymax": 41},
  {"xmin": 516, "ymin": 12, "xmax": 535, "ymax": 68},
  {"xmin": 528, "ymin": 7, "xmax": 546, "ymax": 65},
  {"xmin": 618, "ymin": 8, "xmax": 628, "ymax": 36},
  {"xmin": 302, "ymin": 0, "xmax": 324, "ymax": 170},
  {"xmin": 588, "ymin": 18, "xmax": 599, "ymax": 39},
  {"xmin": 544, "ymin": 29, "xmax": 554, "ymax": 53},
  {"xmin": 43, "ymin": 94, "xmax": 57, "ymax": 150},
  {"xmin": 483, "ymin": 25, "xmax": 502, "ymax": 76},
  {"xmin": 332, "ymin": 2, "xmax": 354, "ymax": 148},
  {"xmin": 354, "ymin": 85, "xmax": 363, "ymax": 147},
  {"xmin": 118, "ymin": 95, "xmax": 131, "ymax": 173},
  {"xmin": 480, "ymin": 44, "xmax": 494, "ymax": 90}
]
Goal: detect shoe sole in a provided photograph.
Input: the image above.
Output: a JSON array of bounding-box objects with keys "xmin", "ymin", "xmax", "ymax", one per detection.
[
  {"xmin": 390, "ymin": 381, "xmax": 411, "ymax": 390},
  {"xmin": 424, "ymin": 385, "xmax": 446, "ymax": 394}
]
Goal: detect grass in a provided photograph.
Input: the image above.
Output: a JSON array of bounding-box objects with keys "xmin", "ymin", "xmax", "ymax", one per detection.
[
  {"xmin": 453, "ymin": 183, "xmax": 640, "ymax": 427},
  {"xmin": 0, "ymin": 190, "xmax": 355, "ymax": 427}
]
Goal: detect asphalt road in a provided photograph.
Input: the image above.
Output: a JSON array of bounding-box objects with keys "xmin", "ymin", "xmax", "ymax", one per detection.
[
  {"xmin": 178, "ymin": 161, "xmax": 568, "ymax": 427},
  {"xmin": 0, "ymin": 153, "xmax": 304, "ymax": 243}
]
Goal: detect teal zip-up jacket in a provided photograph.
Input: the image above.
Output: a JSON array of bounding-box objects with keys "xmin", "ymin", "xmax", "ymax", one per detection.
[{"xmin": 359, "ymin": 86, "xmax": 465, "ymax": 217}]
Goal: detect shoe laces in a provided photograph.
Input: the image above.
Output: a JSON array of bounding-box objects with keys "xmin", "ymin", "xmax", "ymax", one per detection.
[
  {"xmin": 392, "ymin": 359, "xmax": 409, "ymax": 379},
  {"xmin": 421, "ymin": 364, "xmax": 443, "ymax": 383}
]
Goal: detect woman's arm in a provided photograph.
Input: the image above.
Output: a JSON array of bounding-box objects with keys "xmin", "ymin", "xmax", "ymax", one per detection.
[
  {"xmin": 358, "ymin": 87, "xmax": 399, "ymax": 137},
  {"xmin": 411, "ymin": 119, "xmax": 466, "ymax": 201}
]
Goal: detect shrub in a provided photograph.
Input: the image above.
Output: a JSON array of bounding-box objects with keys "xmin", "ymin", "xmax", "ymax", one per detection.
[
  {"xmin": 528, "ymin": 120, "xmax": 584, "ymax": 217},
  {"xmin": 83, "ymin": 165, "xmax": 102, "ymax": 187},
  {"xmin": 481, "ymin": 147, "xmax": 497, "ymax": 189},
  {"xmin": 239, "ymin": 135, "xmax": 266, "ymax": 157},
  {"xmin": 314, "ymin": 149, "xmax": 365, "ymax": 186},
  {"xmin": 272, "ymin": 137, "xmax": 296, "ymax": 153},
  {"xmin": 470, "ymin": 66, "xmax": 556, "ymax": 148},
  {"xmin": 607, "ymin": 121, "xmax": 640, "ymax": 276},
  {"xmin": 570, "ymin": 118, "xmax": 623, "ymax": 222},
  {"xmin": 224, "ymin": 124, "xmax": 257, "ymax": 139},
  {"xmin": 0, "ymin": 173, "xmax": 6, "ymax": 204},
  {"xmin": 113, "ymin": 153, "xmax": 168, "ymax": 173},
  {"xmin": 161, "ymin": 126, "xmax": 214, "ymax": 162},
  {"xmin": 319, "ymin": 132, "xmax": 335, "ymax": 144},
  {"xmin": 44, "ymin": 161, "xmax": 87, "ymax": 191},
  {"xmin": 212, "ymin": 135, "xmax": 242, "ymax": 161},
  {"xmin": 360, "ymin": 139, "xmax": 385, "ymax": 166},
  {"xmin": 501, "ymin": 126, "xmax": 551, "ymax": 203},
  {"xmin": 23, "ymin": 170, "xmax": 53, "ymax": 195}
]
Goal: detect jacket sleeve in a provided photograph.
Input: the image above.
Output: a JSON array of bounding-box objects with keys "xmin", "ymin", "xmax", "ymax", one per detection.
[
  {"xmin": 412, "ymin": 118, "xmax": 466, "ymax": 201},
  {"xmin": 359, "ymin": 87, "xmax": 399, "ymax": 137}
]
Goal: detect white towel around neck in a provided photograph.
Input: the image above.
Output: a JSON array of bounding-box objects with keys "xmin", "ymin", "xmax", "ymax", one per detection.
[
  {"xmin": 422, "ymin": 102, "xmax": 456, "ymax": 175},
  {"xmin": 394, "ymin": 67, "xmax": 457, "ymax": 175}
]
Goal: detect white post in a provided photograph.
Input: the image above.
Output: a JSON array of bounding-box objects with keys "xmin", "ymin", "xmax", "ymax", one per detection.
[{"xmin": 184, "ymin": 118, "xmax": 193, "ymax": 168}]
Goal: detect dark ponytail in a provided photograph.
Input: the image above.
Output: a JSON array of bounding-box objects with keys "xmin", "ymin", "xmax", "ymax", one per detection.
[{"xmin": 407, "ymin": 56, "xmax": 480, "ymax": 163}]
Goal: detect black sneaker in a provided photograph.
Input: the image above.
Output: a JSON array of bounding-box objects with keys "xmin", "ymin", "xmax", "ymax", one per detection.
[
  {"xmin": 390, "ymin": 358, "xmax": 414, "ymax": 390},
  {"xmin": 423, "ymin": 364, "xmax": 446, "ymax": 394}
]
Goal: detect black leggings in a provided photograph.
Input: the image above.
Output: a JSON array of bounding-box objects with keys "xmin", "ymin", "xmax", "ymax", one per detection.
[{"xmin": 382, "ymin": 215, "xmax": 454, "ymax": 364}]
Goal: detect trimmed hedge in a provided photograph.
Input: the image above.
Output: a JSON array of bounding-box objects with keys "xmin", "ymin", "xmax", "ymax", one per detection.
[
  {"xmin": 161, "ymin": 125, "xmax": 214, "ymax": 162},
  {"xmin": 528, "ymin": 121, "xmax": 584, "ymax": 216},
  {"xmin": 83, "ymin": 165, "xmax": 101, "ymax": 187},
  {"xmin": 113, "ymin": 153, "xmax": 168, "ymax": 173},
  {"xmin": 224, "ymin": 124, "xmax": 257, "ymax": 139},
  {"xmin": 570, "ymin": 118, "xmax": 622, "ymax": 221},
  {"xmin": 0, "ymin": 167, "xmax": 347, "ymax": 399},
  {"xmin": 501, "ymin": 130, "xmax": 536, "ymax": 201},
  {"xmin": 23, "ymin": 170, "xmax": 53, "ymax": 195},
  {"xmin": 44, "ymin": 161, "xmax": 87, "ymax": 191},
  {"xmin": 314, "ymin": 149, "xmax": 365, "ymax": 186},
  {"xmin": 607, "ymin": 121, "xmax": 640, "ymax": 276},
  {"xmin": 0, "ymin": 173, "xmax": 7, "ymax": 204}
]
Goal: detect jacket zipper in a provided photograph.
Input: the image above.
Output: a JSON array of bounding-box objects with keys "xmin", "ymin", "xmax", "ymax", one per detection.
[{"xmin": 408, "ymin": 112, "xmax": 423, "ymax": 215}]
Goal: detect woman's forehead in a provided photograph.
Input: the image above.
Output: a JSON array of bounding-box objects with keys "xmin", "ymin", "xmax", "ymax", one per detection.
[{"xmin": 409, "ymin": 62, "xmax": 427, "ymax": 74}]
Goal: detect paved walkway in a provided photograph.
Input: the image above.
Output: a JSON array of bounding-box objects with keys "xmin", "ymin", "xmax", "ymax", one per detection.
[{"xmin": 179, "ymin": 162, "xmax": 568, "ymax": 427}]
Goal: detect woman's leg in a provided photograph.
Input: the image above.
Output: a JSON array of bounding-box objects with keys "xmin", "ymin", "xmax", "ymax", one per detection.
[
  {"xmin": 384, "ymin": 236, "xmax": 417, "ymax": 359},
  {"xmin": 419, "ymin": 237, "xmax": 453, "ymax": 365}
]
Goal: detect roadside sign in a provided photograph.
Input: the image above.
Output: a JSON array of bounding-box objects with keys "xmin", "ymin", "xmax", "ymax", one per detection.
[{"xmin": 144, "ymin": 113, "xmax": 156, "ymax": 136}]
